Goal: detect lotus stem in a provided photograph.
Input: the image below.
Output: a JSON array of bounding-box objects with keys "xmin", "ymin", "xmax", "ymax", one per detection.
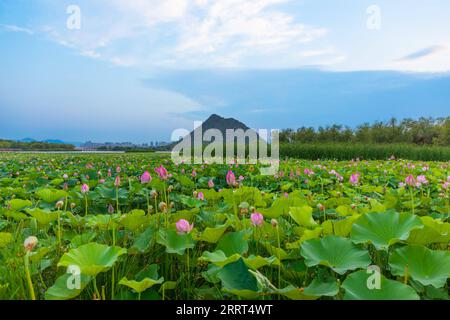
[{"xmin": 24, "ymin": 252, "xmax": 36, "ymax": 300}]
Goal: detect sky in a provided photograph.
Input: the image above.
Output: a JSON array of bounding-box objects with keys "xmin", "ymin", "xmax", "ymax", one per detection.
[{"xmin": 0, "ymin": 0, "xmax": 449, "ymax": 143}]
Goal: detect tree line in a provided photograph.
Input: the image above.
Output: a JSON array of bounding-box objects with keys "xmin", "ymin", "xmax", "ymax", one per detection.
[
  {"xmin": 0, "ymin": 140, "xmax": 76, "ymax": 151},
  {"xmin": 279, "ymin": 117, "xmax": 450, "ymax": 146}
]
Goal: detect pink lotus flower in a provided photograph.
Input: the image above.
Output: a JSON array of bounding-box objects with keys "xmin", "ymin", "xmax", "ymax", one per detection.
[
  {"xmin": 141, "ymin": 171, "xmax": 152, "ymax": 184},
  {"xmin": 447, "ymin": 176, "xmax": 450, "ymax": 182},
  {"xmin": 304, "ymin": 168, "xmax": 314, "ymax": 176},
  {"xmin": 238, "ymin": 175, "xmax": 245, "ymax": 182},
  {"xmin": 99, "ymin": 179, "xmax": 105, "ymax": 184},
  {"xmin": 405, "ymin": 175, "xmax": 416, "ymax": 187},
  {"xmin": 191, "ymin": 170, "xmax": 197, "ymax": 177},
  {"xmin": 114, "ymin": 175, "xmax": 121, "ymax": 187},
  {"xmin": 226, "ymin": 170, "xmax": 236, "ymax": 186},
  {"xmin": 399, "ymin": 182, "xmax": 406, "ymax": 188},
  {"xmin": 181, "ymin": 168, "xmax": 185, "ymax": 174},
  {"xmin": 116, "ymin": 166, "xmax": 121, "ymax": 173},
  {"xmin": 155, "ymin": 165, "xmax": 169, "ymax": 180},
  {"xmin": 63, "ymin": 174, "xmax": 68, "ymax": 180},
  {"xmin": 197, "ymin": 192, "xmax": 204, "ymax": 201},
  {"xmin": 108, "ymin": 204, "xmax": 114, "ymax": 214},
  {"xmin": 208, "ymin": 179, "xmax": 214, "ymax": 188},
  {"xmin": 176, "ymin": 219, "xmax": 194, "ymax": 234},
  {"xmin": 81, "ymin": 184, "xmax": 89, "ymax": 194},
  {"xmin": 349, "ymin": 173, "xmax": 360, "ymax": 185},
  {"xmin": 108, "ymin": 169, "xmax": 112, "ymax": 177},
  {"xmin": 443, "ymin": 182, "xmax": 449, "ymax": 190},
  {"xmin": 422, "ymin": 166, "xmax": 429, "ymax": 172},
  {"xmin": 417, "ymin": 175, "xmax": 428, "ymax": 185},
  {"xmin": 251, "ymin": 212, "xmax": 264, "ymax": 227}
]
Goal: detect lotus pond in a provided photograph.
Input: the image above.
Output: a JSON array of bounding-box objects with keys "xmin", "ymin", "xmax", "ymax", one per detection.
[{"xmin": 0, "ymin": 153, "xmax": 449, "ymax": 300}]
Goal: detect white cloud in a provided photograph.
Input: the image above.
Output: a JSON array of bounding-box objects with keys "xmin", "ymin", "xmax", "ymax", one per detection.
[
  {"xmin": 37, "ymin": 0, "xmax": 332, "ymax": 69},
  {"xmin": 388, "ymin": 44, "xmax": 450, "ymax": 72},
  {"xmin": 0, "ymin": 24, "xmax": 34, "ymax": 35}
]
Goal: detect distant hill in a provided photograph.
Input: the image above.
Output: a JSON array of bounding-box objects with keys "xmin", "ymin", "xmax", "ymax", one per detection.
[
  {"xmin": 43, "ymin": 139, "xmax": 66, "ymax": 144},
  {"xmin": 157, "ymin": 114, "xmax": 261, "ymax": 151},
  {"xmin": 186, "ymin": 114, "xmax": 260, "ymax": 143}
]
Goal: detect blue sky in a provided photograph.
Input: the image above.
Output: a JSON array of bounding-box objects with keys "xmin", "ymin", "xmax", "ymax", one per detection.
[{"xmin": 0, "ymin": 0, "xmax": 449, "ymax": 143}]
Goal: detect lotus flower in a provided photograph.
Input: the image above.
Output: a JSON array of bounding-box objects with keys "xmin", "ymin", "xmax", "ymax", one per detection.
[
  {"xmin": 155, "ymin": 165, "xmax": 169, "ymax": 180},
  {"xmin": 116, "ymin": 166, "xmax": 121, "ymax": 173},
  {"xmin": 141, "ymin": 171, "xmax": 152, "ymax": 184},
  {"xmin": 63, "ymin": 174, "xmax": 68, "ymax": 180},
  {"xmin": 99, "ymin": 179, "xmax": 105, "ymax": 184},
  {"xmin": 226, "ymin": 170, "xmax": 236, "ymax": 186},
  {"xmin": 405, "ymin": 175, "xmax": 416, "ymax": 187},
  {"xmin": 176, "ymin": 219, "xmax": 194, "ymax": 234},
  {"xmin": 108, "ymin": 169, "xmax": 112, "ymax": 177},
  {"xmin": 191, "ymin": 170, "xmax": 197, "ymax": 177},
  {"xmin": 23, "ymin": 236, "xmax": 38, "ymax": 252},
  {"xmin": 349, "ymin": 173, "xmax": 360, "ymax": 185},
  {"xmin": 114, "ymin": 175, "xmax": 121, "ymax": 187},
  {"xmin": 208, "ymin": 179, "xmax": 214, "ymax": 188},
  {"xmin": 238, "ymin": 175, "xmax": 245, "ymax": 182},
  {"xmin": 250, "ymin": 212, "xmax": 264, "ymax": 227},
  {"xmin": 443, "ymin": 182, "xmax": 449, "ymax": 190},
  {"xmin": 417, "ymin": 175, "xmax": 428, "ymax": 185},
  {"xmin": 304, "ymin": 168, "xmax": 314, "ymax": 176},
  {"xmin": 81, "ymin": 183, "xmax": 89, "ymax": 194},
  {"xmin": 197, "ymin": 191, "xmax": 204, "ymax": 201}
]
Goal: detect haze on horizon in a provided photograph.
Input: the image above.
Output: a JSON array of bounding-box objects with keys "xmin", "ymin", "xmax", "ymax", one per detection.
[{"xmin": 1, "ymin": 0, "xmax": 449, "ymax": 143}]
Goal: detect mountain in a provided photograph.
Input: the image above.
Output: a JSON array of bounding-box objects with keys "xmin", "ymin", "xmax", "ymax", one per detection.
[
  {"xmin": 43, "ymin": 139, "xmax": 66, "ymax": 144},
  {"xmin": 19, "ymin": 138, "xmax": 36, "ymax": 143}
]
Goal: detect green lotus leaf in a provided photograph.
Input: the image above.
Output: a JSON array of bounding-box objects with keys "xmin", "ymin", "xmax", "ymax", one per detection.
[
  {"xmin": 300, "ymin": 236, "xmax": 371, "ymax": 274},
  {"xmin": 342, "ymin": 270, "xmax": 419, "ymax": 300},
  {"xmin": 216, "ymin": 231, "xmax": 249, "ymax": 256},
  {"xmin": 0, "ymin": 232, "xmax": 13, "ymax": 248},
  {"xmin": 389, "ymin": 245, "xmax": 450, "ymax": 288},
  {"xmin": 275, "ymin": 286, "xmax": 318, "ymax": 300},
  {"xmin": 26, "ymin": 208, "xmax": 58, "ymax": 225},
  {"xmin": 407, "ymin": 216, "xmax": 450, "ymax": 245},
  {"xmin": 217, "ymin": 258, "xmax": 259, "ymax": 298},
  {"xmin": 130, "ymin": 226, "xmax": 155, "ymax": 254},
  {"xmin": 85, "ymin": 214, "xmax": 119, "ymax": 230},
  {"xmin": 119, "ymin": 277, "xmax": 164, "ymax": 294},
  {"xmin": 35, "ymin": 189, "xmax": 67, "ymax": 203},
  {"xmin": 303, "ymin": 278, "xmax": 339, "ymax": 297},
  {"xmin": 198, "ymin": 223, "xmax": 228, "ymax": 243},
  {"xmin": 8, "ymin": 199, "xmax": 32, "ymax": 211},
  {"xmin": 244, "ymin": 255, "xmax": 280, "ymax": 269},
  {"xmin": 156, "ymin": 229, "xmax": 195, "ymax": 255},
  {"xmin": 289, "ymin": 206, "xmax": 318, "ymax": 228},
  {"xmin": 351, "ymin": 212, "xmax": 423, "ymax": 250},
  {"xmin": 45, "ymin": 273, "xmax": 92, "ymax": 300},
  {"xmin": 199, "ymin": 250, "xmax": 241, "ymax": 267},
  {"xmin": 57, "ymin": 243, "xmax": 127, "ymax": 276},
  {"xmin": 119, "ymin": 210, "xmax": 150, "ymax": 231}
]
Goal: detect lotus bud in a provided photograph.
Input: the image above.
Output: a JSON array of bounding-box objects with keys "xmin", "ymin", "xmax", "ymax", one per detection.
[
  {"xmin": 167, "ymin": 185, "xmax": 173, "ymax": 193},
  {"xmin": 70, "ymin": 203, "xmax": 76, "ymax": 209},
  {"xmin": 150, "ymin": 190, "xmax": 158, "ymax": 198},
  {"xmin": 108, "ymin": 204, "xmax": 114, "ymax": 214},
  {"xmin": 317, "ymin": 203, "xmax": 325, "ymax": 211}
]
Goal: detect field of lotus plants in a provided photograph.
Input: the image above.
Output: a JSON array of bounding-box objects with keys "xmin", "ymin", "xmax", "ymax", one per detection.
[{"xmin": 0, "ymin": 153, "xmax": 449, "ymax": 300}]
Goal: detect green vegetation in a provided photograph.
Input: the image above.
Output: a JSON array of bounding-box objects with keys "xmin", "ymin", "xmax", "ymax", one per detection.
[
  {"xmin": 0, "ymin": 153, "xmax": 448, "ymax": 300},
  {"xmin": 280, "ymin": 143, "xmax": 450, "ymax": 161},
  {"xmin": 0, "ymin": 139, "xmax": 75, "ymax": 151},
  {"xmin": 280, "ymin": 117, "xmax": 450, "ymax": 146}
]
